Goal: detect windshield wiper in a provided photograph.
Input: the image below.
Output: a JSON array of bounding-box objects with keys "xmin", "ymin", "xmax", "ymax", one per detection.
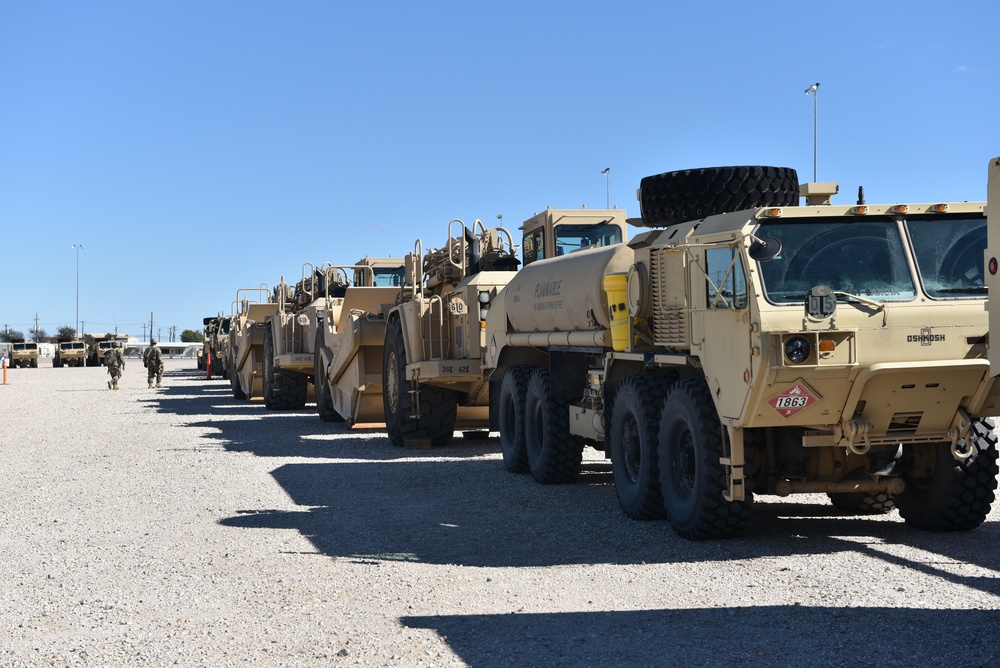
[
  {"xmin": 937, "ymin": 286, "xmax": 987, "ymax": 294},
  {"xmin": 833, "ymin": 291, "xmax": 886, "ymax": 311}
]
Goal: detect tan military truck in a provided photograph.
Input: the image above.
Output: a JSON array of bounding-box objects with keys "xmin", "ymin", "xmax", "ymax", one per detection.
[
  {"xmin": 53, "ymin": 339, "xmax": 88, "ymax": 367},
  {"xmin": 382, "ymin": 211, "xmax": 626, "ymax": 447},
  {"xmin": 486, "ymin": 165, "xmax": 998, "ymax": 538},
  {"xmin": 9, "ymin": 340, "xmax": 40, "ymax": 368},
  {"xmin": 313, "ymin": 258, "xmax": 406, "ymax": 424},
  {"xmin": 87, "ymin": 335, "xmax": 128, "ymax": 366},
  {"xmin": 261, "ymin": 267, "xmax": 325, "ymax": 410},
  {"xmin": 228, "ymin": 287, "xmax": 278, "ymax": 401}
]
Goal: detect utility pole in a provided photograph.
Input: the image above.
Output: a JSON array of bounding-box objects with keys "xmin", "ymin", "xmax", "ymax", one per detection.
[
  {"xmin": 34, "ymin": 313, "xmax": 40, "ymax": 341},
  {"xmin": 149, "ymin": 312, "xmax": 154, "ymax": 342},
  {"xmin": 142, "ymin": 324, "xmax": 147, "ymax": 342}
]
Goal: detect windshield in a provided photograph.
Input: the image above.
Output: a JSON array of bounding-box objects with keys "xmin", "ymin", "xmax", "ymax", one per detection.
[
  {"xmin": 906, "ymin": 214, "xmax": 986, "ymax": 299},
  {"xmin": 758, "ymin": 218, "xmax": 916, "ymax": 303},
  {"xmin": 553, "ymin": 222, "xmax": 623, "ymax": 257},
  {"xmin": 370, "ymin": 266, "xmax": 405, "ymax": 287}
]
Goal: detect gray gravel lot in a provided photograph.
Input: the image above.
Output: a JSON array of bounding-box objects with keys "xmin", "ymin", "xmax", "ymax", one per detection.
[{"xmin": 2, "ymin": 359, "xmax": 999, "ymax": 667}]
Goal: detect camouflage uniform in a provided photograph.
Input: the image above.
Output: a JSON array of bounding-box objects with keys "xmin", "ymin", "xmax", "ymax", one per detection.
[
  {"xmin": 105, "ymin": 347, "xmax": 124, "ymax": 390},
  {"xmin": 143, "ymin": 340, "xmax": 164, "ymax": 388}
]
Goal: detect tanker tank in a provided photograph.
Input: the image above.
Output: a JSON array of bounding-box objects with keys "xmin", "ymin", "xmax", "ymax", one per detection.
[{"xmin": 503, "ymin": 243, "xmax": 633, "ymax": 333}]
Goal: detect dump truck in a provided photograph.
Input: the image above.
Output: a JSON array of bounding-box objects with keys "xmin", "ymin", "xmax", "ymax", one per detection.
[
  {"xmin": 382, "ymin": 211, "xmax": 626, "ymax": 447},
  {"xmin": 313, "ymin": 258, "xmax": 406, "ymax": 423},
  {"xmin": 8, "ymin": 340, "xmax": 40, "ymax": 368},
  {"xmin": 227, "ymin": 287, "xmax": 278, "ymax": 401},
  {"xmin": 53, "ymin": 339, "xmax": 88, "ymax": 367},
  {"xmin": 87, "ymin": 335, "xmax": 128, "ymax": 366},
  {"xmin": 486, "ymin": 165, "xmax": 999, "ymax": 539}
]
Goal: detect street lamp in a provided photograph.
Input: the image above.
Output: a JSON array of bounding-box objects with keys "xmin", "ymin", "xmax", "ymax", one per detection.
[
  {"xmin": 72, "ymin": 244, "xmax": 84, "ymax": 336},
  {"xmin": 496, "ymin": 213, "xmax": 503, "ymax": 226},
  {"xmin": 804, "ymin": 82, "xmax": 820, "ymax": 182},
  {"xmin": 601, "ymin": 167, "xmax": 610, "ymax": 208}
]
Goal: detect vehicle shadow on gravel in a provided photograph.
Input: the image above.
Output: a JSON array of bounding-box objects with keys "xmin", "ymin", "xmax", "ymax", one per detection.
[{"xmin": 401, "ymin": 605, "xmax": 998, "ymax": 667}]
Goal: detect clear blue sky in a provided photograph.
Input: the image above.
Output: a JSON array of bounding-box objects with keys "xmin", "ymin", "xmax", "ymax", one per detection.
[{"xmin": 2, "ymin": 1, "xmax": 998, "ymax": 340}]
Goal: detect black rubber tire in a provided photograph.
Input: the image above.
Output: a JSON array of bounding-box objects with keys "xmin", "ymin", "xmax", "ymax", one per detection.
[
  {"xmin": 228, "ymin": 336, "xmax": 246, "ymax": 400},
  {"xmin": 382, "ymin": 316, "xmax": 457, "ymax": 447},
  {"xmin": 827, "ymin": 491, "xmax": 895, "ymax": 515},
  {"xmin": 262, "ymin": 326, "xmax": 308, "ymax": 410},
  {"xmin": 895, "ymin": 418, "xmax": 999, "ymax": 531},
  {"xmin": 639, "ymin": 165, "xmax": 799, "ymax": 227},
  {"xmin": 30, "ymin": 358, "xmax": 38, "ymax": 368},
  {"xmin": 658, "ymin": 376, "xmax": 752, "ymax": 539},
  {"xmin": 609, "ymin": 374, "xmax": 672, "ymax": 520},
  {"xmin": 211, "ymin": 352, "xmax": 223, "ymax": 378},
  {"xmin": 524, "ymin": 368, "xmax": 584, "ymax": 484},
  {"xmin": 498, "ymin": 365, "xmax": 533, "ymax": 473},
  {"xmin": 314, "ymin": 327, "xmax": 344, "ymax": 422}
]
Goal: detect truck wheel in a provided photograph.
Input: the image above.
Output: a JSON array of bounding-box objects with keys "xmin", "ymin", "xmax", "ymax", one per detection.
[
  {"xmin": 827, "ymin": 492, "xmax": 895, "ymax": 515},
  {"xmin": 609, "ymin": 374, "xmax": 671, "ymax": 520},
  {"xmin": 639, "ymin": 165, "xmax": 799, "ymax": 227},
  {"xmin": 383, "ymin": 317, "xmax": 457, "ymax": 447},
  {"xmin": 895, "ymin": 419, "xmax": 999, "ymax": 531},
  {"xmin": 498, "ymin": 365, "xmax": 533, "ymax": 473},
  {"xmin": 524, "ymin": 368, "xmax": 584, "ymax": 484},
  {"xmin": 658, "ymin": 377, "xmax": 752, "ymax": 539},
  {"xmin": 212, "ymin": 353, "xmax": 223, "ymax": 378},
  {"xmin": 314, "ymin": 328, "xmax": 343, "ymax": 422},
  {"xmin": 263, "ymin": 327, "xmax": 308, "ymax": 410},
  {"xmin": 228, "ymin": 348, "xmax": 246, "ymax": 400},
  {"xmin": 30, "ymin": 358, "xmax": 38, "ymax": 368}
]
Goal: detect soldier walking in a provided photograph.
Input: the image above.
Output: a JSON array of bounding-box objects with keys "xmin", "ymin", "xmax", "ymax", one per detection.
[
  {"xmin": 143, "ymin": 339, "xmax": 164, "ymax": 388},
  {"xmin": 104, "ymin": 345, "xmax": 125, "ymax": 390}
]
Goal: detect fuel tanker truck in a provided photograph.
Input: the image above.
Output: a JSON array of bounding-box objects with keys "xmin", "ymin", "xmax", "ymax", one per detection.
[
  {"xmin": 382, "ymin": 210, "xmax": 626, "ymax": 447},
  {"xmin": 486, "ymin": 165, "xmax": 999, "ymax": 539}
]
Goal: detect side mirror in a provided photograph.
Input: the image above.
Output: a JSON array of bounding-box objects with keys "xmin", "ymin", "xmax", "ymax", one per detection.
[{"xmin": 749, "ymin": 236, "xmax": 782, "ymax": 262}]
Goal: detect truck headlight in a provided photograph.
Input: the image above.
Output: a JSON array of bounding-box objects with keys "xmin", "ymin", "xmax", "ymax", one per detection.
[{"xmin": 784, "ymin": 336, "xmax": 811, "ymax": 364}]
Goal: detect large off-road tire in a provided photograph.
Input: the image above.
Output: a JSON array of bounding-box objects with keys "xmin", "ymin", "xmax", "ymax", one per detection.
[
  {"xmin": 524, "ymin": 368, "xmax": 584, "ymax": 484},
  {"xmin": 658, "ymin": 376, "xmax": 752, "ymax": 539},
  {"xmin": 609, "ymin": 374, "xmax": 672, "ymax": 520},
  {"xmin": 498, "ymin": 365, "xmax": 534, "ymax": 473},
  {"xmin": 383, "ymin": 316, "xmax": 457, "ymax": 447},
  {"xmin": 30, "ymin": 358, "xmax": 38, "ymax": 369},
  {"xmin": 52, "ymin": 357, "xmax": 61, "ymax": 368},
  {"xmin": 262, "ymin": 327, "xmax": 308, "ymax": 410},
  {"xmin": 639, "ymin": 165, "xmax": 799, "ymax": 227},
  {"xmin": 314, "ymin": 328, "xmax": 343, "ymax": 422},
  {"xmin": 211, "ymin": 352, "xmax": 223, "ymax": 378},
  {"xmin": 895, "ymin": 419, "xmax": 999, "ymax": 531},
  {"xmin": 827, "ymin": 491, "xmax": 895, "ymax": 515},
  {"xmin": 228, "ymin": 343, "xmax": 246, "ymax": 401}
]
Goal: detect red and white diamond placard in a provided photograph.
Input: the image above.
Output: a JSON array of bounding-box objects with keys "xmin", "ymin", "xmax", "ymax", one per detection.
[{"xmin": 768, "ymin": 383, "xmax": 817, "ymax": 417}]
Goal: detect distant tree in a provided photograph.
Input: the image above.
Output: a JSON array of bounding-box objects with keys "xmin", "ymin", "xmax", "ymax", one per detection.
[
  {"xmin": 1, "ymin": 329, "xmax": 25, "ymax": 342},
  {"xmin": 180, "ymin": 329, "xmax": 204, "ymax": 343},
  {"xmin": 31, "ymin": 328, "xmax": 48, "ymax": 342},
  {"xmin": 57, "ymin": 326, "xmax": 77, "ymax": 340}
]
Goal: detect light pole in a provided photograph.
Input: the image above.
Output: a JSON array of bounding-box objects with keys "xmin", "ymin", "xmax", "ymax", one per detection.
[
  {"xmin": 601, "ymin": 167, "xmax": 610, "ymax": 208},
  {"xmin": 496, "ymin": 213, "xmax": 503, "ymax": 227},
  {"xmin": 72, "ymin": 244, "xmax": 84, "ymax": 336},
  {"xmin": 804, "ymin": 83, "xmax": 820, "ymax": 182}
]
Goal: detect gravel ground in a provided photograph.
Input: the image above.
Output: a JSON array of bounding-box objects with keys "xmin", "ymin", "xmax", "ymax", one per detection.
[{"xmin": 1, "ymin": 358, "xmax": 999, "ymax": 667}]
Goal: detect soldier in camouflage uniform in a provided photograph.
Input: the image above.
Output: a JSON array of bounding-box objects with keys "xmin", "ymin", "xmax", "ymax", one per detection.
[
  {"xmin": 104, "ymin": 345, "xmax": 125, "ymax": 390},
  {"xmin": 143, "ymin": 339, "xmax": 164, "ymax": 388}
]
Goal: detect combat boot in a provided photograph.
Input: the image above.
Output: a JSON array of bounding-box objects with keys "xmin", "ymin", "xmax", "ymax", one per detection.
[
  {"xmin": 148, "ymin": 381, "xmax": 154, "ymax": 389},
  {"xmin": 113, "ymin": 381, "xmax": 119, "ymax": 390},
  {"xmin": 156, "ymin": 381, "xmax": 163, "ymax": 388}
]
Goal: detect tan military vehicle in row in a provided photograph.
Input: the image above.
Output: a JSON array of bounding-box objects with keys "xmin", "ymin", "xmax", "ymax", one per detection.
[
  {"xmin": 228, "ymin": 287, "xmax": 277, "ymax": 401},
  {"xmin": 9, "ymin": 340, "xmax": 40, "ymax": 368},
  {"xmin": 53, "ymin": 339, "xmax": 88, "ymax": 367},
  {"xmin": 87, "ymin": 335, "xmax": 128, "ymax": 367},
  {"xmin": 313, "ymin": 258, "xmax": 405, "ymax": 423},
  {"xmin": 200, "ymin": 315, "xmax": 230, "ymax": 378},
  {"xmin": 486, "ymin": 165, "xmax": 998, "ymax": 539},
  {"xmin": 382, "ymin": 211, "xmax": 625, "ymax": 447},
  {"xmin": 986, "ymin": 156, "xmax": 1000, "ymax": 376}
]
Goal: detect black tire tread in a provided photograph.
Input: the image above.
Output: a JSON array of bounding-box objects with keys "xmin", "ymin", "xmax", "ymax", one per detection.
[
  {"xmin": 640, "ymin": 165, "xmax": 799, "ymax": 227},
  {"xmin": 609, "ymin": 374, "xmax": 672, "ymax": 519},
  {"xmin": 524, "ymin": 368, "xmax": 584, "ymax": 484}
]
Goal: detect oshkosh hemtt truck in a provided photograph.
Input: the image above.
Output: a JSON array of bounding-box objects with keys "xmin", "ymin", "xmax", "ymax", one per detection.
[{"xmin": 486, "ymin": 165, "xmax": 999, "ymax": 539}]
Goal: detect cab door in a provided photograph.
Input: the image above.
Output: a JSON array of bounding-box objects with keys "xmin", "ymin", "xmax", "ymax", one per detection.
[{"xmin": 699, "ymin": 245, "xmax": 753, "ymax": 420}]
